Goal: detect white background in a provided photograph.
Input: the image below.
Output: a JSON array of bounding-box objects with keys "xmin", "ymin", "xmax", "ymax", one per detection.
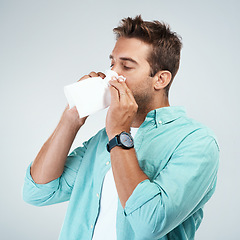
[{"xmin": 0, "ymin": 0, "xmax": 239, "ymax": 239}]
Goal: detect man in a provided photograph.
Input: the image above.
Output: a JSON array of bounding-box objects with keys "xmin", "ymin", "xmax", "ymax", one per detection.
[{"xmin": 23, "ymin": 15, "xmax": 219, "ymax": 240}]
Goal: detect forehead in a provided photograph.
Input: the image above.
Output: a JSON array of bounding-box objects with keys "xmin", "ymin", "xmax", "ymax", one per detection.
[{"xmin": 111, "ymin": 37, "xmax": 151, "ymax": 64}]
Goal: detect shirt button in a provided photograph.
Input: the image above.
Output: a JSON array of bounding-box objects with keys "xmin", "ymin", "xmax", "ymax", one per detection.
[
  {"xmin": 106, "ymin": 161, "xmax": 110, "ymax": 165},
  {"xmin": 91, "ymin": 225, "xmax": 93, "ymax": 229},
  {"xmin": 96, "ymin": 193, "xmax": 99, "ymax": 198},
  {"xmin": 158, "ymin": 120, "xmax": 162, "ymax": 124}
]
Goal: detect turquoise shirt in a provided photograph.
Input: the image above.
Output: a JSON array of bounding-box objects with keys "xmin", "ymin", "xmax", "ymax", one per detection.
[{"xmin": 23, "ymin": 106, "xmax": 219, "ymax": 240}]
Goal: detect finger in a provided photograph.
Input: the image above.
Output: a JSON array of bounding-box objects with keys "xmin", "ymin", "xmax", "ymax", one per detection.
[
  {"xmin": 109, "ymin": 78, "xmax": 126, "ymax": 92},
  {"xmin": 117, "ymin": 76, "xmax": 126, "ymax": 82},
  {"xmin": 112, "ymin": 89, "xmax": 131, "ymax": 110},
  {"xmin": 109, "ymin": 85, "xmax": 120, "ymax": 105},
  {"xmin": 97, "ymin": 72, "xmax": 106, "ymax": 79},
  {"xmin": 116, "ymin": 79, "xmax": 136, "ymax": 103},
  {"xmin": 88, "ymin": 71, "xmax": 99, "ymax": 78},
  {"xmin": 78, "ymin": 75, "xmax": 90, "ymax": 81},
  {"xmin": 109, "ymin": 78, "xmax": 133, "ymax": 103},
  {"xmin": 108, "ymin": 79, "xmax": 128, "ymax": 101},
  {"xmin": 125, "ymin": 87, "xmax": 136, "ymax": 103},
  {"xmin": 78, "ymin": 71, "xmax": 102, "ymax": 82}
]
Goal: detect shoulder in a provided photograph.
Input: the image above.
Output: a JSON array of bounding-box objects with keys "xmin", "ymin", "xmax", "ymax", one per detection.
[
  {"xmin": 174, "ymin": 116, "xmax": 220, "ymax": 161},
  {"xmin": 179, "ymin": 114, "xmax": 218, "ymax": 145}
]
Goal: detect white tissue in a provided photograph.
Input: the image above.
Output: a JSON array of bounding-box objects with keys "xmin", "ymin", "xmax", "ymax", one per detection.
[{"xmin": 64, "ymin": 70, "xmax": 125, "ymax": 118}]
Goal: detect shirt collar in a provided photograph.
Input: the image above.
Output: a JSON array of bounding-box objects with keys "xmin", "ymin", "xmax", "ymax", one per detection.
[{"xmin": 145, "ymin": 106, "xmax": 186, "ymax": 127}]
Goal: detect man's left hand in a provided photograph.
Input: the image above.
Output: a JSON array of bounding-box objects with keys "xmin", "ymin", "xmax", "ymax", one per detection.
[{"xmin": 106, "ymin": 77, "xmax": 138, "ymax": 140}]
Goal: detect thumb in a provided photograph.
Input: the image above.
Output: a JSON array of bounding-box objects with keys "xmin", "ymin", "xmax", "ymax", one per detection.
[{"xmin": 109, "ymin": 85, "xmax": 119, "ymax": 106}]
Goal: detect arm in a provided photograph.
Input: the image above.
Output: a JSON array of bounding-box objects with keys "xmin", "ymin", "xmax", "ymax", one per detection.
[
  {"xmin": 23, "ymin": 106, "xmax": 87, "ymax": 206},
  {"xmin": 30, "ymin": 71, "xmax": 106, "ymax": 184},
  {"xmin": 123, "ymin": 133, "xmax": 219, "ymax": 239},
  {"xmin": 30, "ymin": 106, "xmax": 86, "ymax": 184},
  {"xmin": 23, "ymin": 143, "xmax": 89, "ymax": 206},
  {"xmin": 110, "ymin": 147, "xmax": 149, "ymax": 208},
  {"xmin": 106, "ymin": 78, "xmax": 219, "ymax": 238},
  {"xmin": 106, "ymin": 77, "xmax": 148, "ymax": 208},
  {"xmin": 23, "ymin": 72, "xmax": 105, "ymax": 206}
]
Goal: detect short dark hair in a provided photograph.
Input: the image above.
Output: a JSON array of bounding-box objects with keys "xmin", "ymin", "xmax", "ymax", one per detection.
[{"xmin": 113, "ymin": 15, "xmax": 182, "ymax": 97}]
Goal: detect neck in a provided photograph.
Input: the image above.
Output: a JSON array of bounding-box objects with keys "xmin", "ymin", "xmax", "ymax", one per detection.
[{"xmin": 131, "ymin": 96, "xmax": 170, "ymax": 128}]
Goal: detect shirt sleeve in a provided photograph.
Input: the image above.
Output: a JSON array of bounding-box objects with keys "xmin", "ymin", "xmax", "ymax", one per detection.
[
  {"xmin": 124, "ymin": 129, "xmax": 219, "ymax": 239},
  {"xmin": 22, "ymin": 140, "xmax": 90, "ymax": 207}
]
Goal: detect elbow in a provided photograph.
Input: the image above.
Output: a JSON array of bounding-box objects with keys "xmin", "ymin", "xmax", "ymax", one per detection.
[
  {"xmin": 132, "ymin": 221, "xmax": 167, "ymax": 240},
  {"xmin": 125, "ymin": 200, "xmax": 171, "ymax": 239},
  {"xmin": 22, "ymin": 163, "xmax": 60, "ymax": 206},
  {"xmin": 22, "ymin": 186, "xmax": 45, "ymax": 207},
  {"xmin": 22, "ymin": 187, "xmax": 57, "ymax": 207},
  {"xmin": 23, "ymin": 196, "xmax": 42, "ymax": 207},
  {"xmin": 126, "ymin": 210, "xmax": 168, "ymax": 239},
  {"xmin": 22, "ymin": 180, "xmax": 58, "ymax": 207}
]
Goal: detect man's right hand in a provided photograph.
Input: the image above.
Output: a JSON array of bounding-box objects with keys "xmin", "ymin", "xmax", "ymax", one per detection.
[
  {"xmin": 60, "ymin": 105, "xmax": 87, "ymax": 132},
  {"xmin": 30, "ymin": 71, "xmax": 106, "ymax": 184}
]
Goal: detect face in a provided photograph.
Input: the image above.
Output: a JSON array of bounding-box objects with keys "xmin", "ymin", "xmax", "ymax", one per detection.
[{"xmin": 110, "ymin": 37, "xmax": 154, "ymax": 113}]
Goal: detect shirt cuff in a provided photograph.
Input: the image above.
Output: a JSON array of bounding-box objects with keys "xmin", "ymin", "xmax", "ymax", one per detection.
[{"xmin": 124, "ymin": 179, "xmax": 161, "ymax": 216}]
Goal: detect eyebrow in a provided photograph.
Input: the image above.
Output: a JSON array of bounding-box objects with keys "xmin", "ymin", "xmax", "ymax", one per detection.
[{"xmin": 109, "ymin": 55, "xmax": 138, "ymax": 65}]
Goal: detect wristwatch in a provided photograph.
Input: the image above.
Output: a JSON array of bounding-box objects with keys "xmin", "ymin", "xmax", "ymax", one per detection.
[{"xmin": 107, "ymin": 131, "xmax": 134, "ymax": 152}]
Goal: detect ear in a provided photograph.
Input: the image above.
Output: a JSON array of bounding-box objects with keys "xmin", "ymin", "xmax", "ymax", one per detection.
[{"xmin": 153, "ymin": 71, "xmax": 172, "ymax": 90}]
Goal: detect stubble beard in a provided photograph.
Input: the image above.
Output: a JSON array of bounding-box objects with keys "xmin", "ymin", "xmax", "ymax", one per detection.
[
  {"xmin": 131, "ymin": 75, "xmax": 154, "ymax": 116},
  {"xmin": 132, "ymin": 90, "xmax": 153, "ymax": 115}
]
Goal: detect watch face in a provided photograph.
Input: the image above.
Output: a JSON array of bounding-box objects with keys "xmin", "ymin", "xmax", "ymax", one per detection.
[{"xmin": 119, "ymin": 132, "xmax": 134, "ymax": 148}]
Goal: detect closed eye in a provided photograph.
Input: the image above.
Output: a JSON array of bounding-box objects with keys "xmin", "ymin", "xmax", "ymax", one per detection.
[
  {"xmin": 123, "ymin": 66, "xmax": 132, "ymax": 70},
  {"xmin": 110, "ymin": 62, "xmax": 134, "ymax": 70}
]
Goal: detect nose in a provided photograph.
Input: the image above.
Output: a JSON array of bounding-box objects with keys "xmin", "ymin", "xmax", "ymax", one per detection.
[
  {"xmin": 111, "ymin": 65, "xmax": 122, "ymax": 77},
  {"xmin": 111, "ymin": 65, "xmax": 117, "ymax": 73}
]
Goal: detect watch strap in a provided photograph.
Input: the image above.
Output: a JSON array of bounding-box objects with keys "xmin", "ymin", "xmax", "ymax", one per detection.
[{"xmin": 107, "ymin": 136, "xmax": 119, "ymax": 152}]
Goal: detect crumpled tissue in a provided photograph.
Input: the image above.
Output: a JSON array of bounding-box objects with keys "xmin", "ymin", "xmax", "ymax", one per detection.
[{"xmin": 64, "ymin": 70, "xmax": 126, "ymax": 118}]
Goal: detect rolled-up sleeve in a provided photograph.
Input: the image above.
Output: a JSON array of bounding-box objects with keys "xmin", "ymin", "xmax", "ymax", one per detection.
[
  {"xmin": 124, "ymin": 130, "xmax": 219, "ymax": 239},
  {"xmin": 22, "ymin": 141, "xmax": 89, "ymax": 207}
]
